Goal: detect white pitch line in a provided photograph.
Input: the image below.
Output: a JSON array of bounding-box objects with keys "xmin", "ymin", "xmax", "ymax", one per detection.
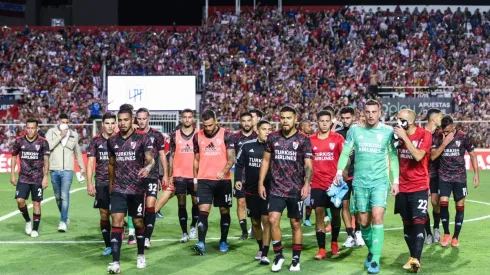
[
  {"xmin": 0, "ymin": 187, "xmax": 86, "ymax": 222},
  {"xmin": 1, "ymin": 199, "xmax": 490, "ymax": 245}
]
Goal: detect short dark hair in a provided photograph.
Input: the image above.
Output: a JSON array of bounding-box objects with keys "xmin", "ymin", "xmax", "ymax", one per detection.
[
  {"xmin": 240, "ymin": 112, "xmax": 252, "ymax": 119},
  {"xmin": 441, "ymin": 115, "xmax": 454, "ymax": 129},
  {"xmin": 257, "ymin": 120, "xmax": 271, "ymax": 129},
  {"xmin": 426, "ymin": 109, "xmax": 442, "ymax": 120},
  {"xmin": 299, "ymin": 119, "xmax": 311, "ymax": 128},
  {"xmin": 340, "ymin": 106, "xmax": 355, "ymax": 116},
  {"xmin": 58, "ymin": 113, "xmax": 69, "ymax": 120},
  {"xmin": 102, "ymin": 112, "xmax": 116, "ymax": 122},
  {"xmin": 26, "ymin": 118, "xmax": 38, "ymax": 126},
  {"xmin": 182, "ymin": 109, "xmax": 194, "ymax": 116},
  {"xmin": 201, "ymin": 109, "xmax": 216, "ymax": 121},
  {"xmin": 316, "ymin": 110, "xmax": 332, "ymax": 120},
  {"xmin": 322, "ymin": 106, "xmax": 335, "ymax": 116},
  {"xmin": 136, "ymin": 107, "xmax": 150, "ymax": 115},
  {"xmin": 118, "ymin": 103, "xmax": 134, "ymax": 116},
  {"xmin": 250, "ymin": 109, "xmax": 263, "ymax": 119},
  {"xmin": 366, "ymin": 99, "xmax": 380, "ymax": 108},
  {"xmin": 119, "ymin": 104, "xmax": 134, "ymax": 112},
  {"xmin": 279, "ymin": 105, "xmax": 297, "ymax": 115}
]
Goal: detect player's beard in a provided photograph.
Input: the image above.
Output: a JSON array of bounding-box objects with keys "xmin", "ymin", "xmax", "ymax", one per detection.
[{"xmin": 241, "ymin": 126, "xmax": 252, "ymax": 134}]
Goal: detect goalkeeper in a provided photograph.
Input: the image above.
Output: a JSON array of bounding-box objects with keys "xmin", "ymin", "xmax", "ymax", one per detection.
[{"xmin": 335, "ymin": 100, "xmax": 399, "ymax": 275}]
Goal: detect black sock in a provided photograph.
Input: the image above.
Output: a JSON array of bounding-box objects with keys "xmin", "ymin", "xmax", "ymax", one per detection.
[
  {"xmin": 239, "ymin": 219, "xmax": 248, "ymax": 235},
  {"xmin": 292, "ymin": 244, "xmax": 302, "ymax": 262},
  {"xmin": 316, "ymin": 231, "xmax": 326, "ymax": 249},
  {"xmin": 111, "ymin": 226, "xmax": 123, "ymax": 262},
  {"xmin": 330, "ymin": 208, "xmax": 341, "ymax": 242},
  {"xmin": 144, "ymin": 207, "xmax": 156, "ymax": 239},
  {"xmin": 220, "ymin": 213, "xmax": 231, "ymax": 243},
  {"xmin": 263, "ymin": 245, "xmax": 270, "ymax": 257},
  {"xmin": 440, "ymin": 201, "xmax": 450, "ymax": 234},
  {"xmin": 136, "ymin": 225, "xmax": 145, "ymax": 255},
  {"xmin": 272, "ymin": 240, "xmax": 283, "ymax": 256},
  {"xmin": 433, "ymin": 211, "xmax": 440, "ymax": 229},
  {"xmin": 19, "ymin": 206, "xmax": 30, "ymax": 222},
  {"xmin": 100, "ymin": 219, "xmax": 111, "ymax": 248},
  {"xmin": 425, "ymin": 215, "xmax": 432, "ymax": 236},
  {"xmin": 403, "ymin": 220, "xmax": 414, "ymax": 257},
  {"xmin": 191, "ymin": 204, "xmax": 199, "ymax": 228},
  {"xmin": 413, "ymin": 219, "xmax": 426, "ymax": 261},
  {"xmin": 198, "ymin": 211, "xmax": 209, "ymax": 243},
  {"xmin": 453, "ymin": 205, "xmax": 464, "ymax": 239},
  {"xmin": 257, "ymin": 239, "xmax": 263, "ymax": 250},
  {"xmin": 305, "ymin": 206, "xmax": 312, "ymax": 220},
  {"xmin": 346, "ymin": 227, "xmax": 354, "ymax": 238},
  {"xmin": 178, "ymin": 206, "xmax": 188, "ymax": 234},
  {"xmin": 33, "ymin": 214, "xmax": 41, "ymax": 231}
]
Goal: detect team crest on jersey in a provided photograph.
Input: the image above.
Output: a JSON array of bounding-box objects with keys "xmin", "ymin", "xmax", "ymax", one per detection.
[
  {"xmin": 329, "ymin": 143, "xmax": 335, "ymax": 150},
  {"xmin": 131, "ymin": 142, "xmax": 136, "ymax": 149},
  {"xmin": 292, "ymin": 142, "xmax": 299, "ymax": 150},
  {"xmin": 150, "ymin": 137, "xmax": 154, "ymax": 144},
  {"xmin": 376, "ymin": 134, "xmax": 382, "ymax": 142},
  {"xmin": 455, "ymin": 140, "xmax": 460, "ymax": 147},
  {"xmin": 35, "ymin": 145, "xmax": 40, "ymax": 151}
]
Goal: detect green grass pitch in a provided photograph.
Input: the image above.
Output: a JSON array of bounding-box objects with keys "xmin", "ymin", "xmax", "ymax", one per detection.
[{"xmin": 0, "ymin": 171, "xmax": 488, "ymax": 274}]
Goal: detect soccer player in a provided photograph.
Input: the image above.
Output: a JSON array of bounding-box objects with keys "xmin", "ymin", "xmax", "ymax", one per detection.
[
  {"xmin": 235, "ymin": 120, "xmax": 273, "ymax": 264},
  {"xmin": 393, "ymin": 109, "xmax": 432, "ymax": 272},
  {"xmin": 86, "ymin": 112, "xmax": 116, "ymax": 256},
  {"xmin": 10, "ymin": 118, "xmax": 50, "ymax": 237},
  {"xmin": 336, "ymin": 99, "xmax": 399, "ymax": 274},
  {"xmin": 107, "ymin": 105, "xmax": 155, "ymax": 274},
  {"xmin": 310, "ymin": 110, "xmax": 345, "ymax": 259},
  {"xmin": 231, "ymin": 112, "xmax": 257, "ymax": 240},
  {"xmin": 135, "ymin": 107, "xmax": 170, "ymax": 249},
  {"xmin": 250, "ymin": 109, "xmax": 263, "ymax": 131},
  {"xmin": 258, "ymin": 105, "xmax": 312, "ymax": 272},
  {"xmin": 193, "ymin": 110, "xmax": 235, "ymax": 255},
  {"xmin": 168, "ymin": 109, "xmax": 199, "ymax": 242},
  {"xmin": 335, "ymin": 107, "xmax": 364, "ymax": 247},
  {"xmin": 298, "ymin": 119, "xmax": 313, "ymax": 227},
  {"xmin": 423, "ymin": 109, "xmax": 443, "ymax": 244},
  {"xmin": 430, "ymin": 115, "xmax": 480, "ymax": 247}
]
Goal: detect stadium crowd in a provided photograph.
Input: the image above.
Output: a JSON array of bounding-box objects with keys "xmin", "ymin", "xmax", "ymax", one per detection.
[{"xmin": 0, "ymin": 5, "xmax": 490, "ymax": 148}]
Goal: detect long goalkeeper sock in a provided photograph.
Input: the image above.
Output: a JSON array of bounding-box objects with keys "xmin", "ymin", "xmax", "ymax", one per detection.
[
  {"xmin": 361, "ymin": 225, "xmax": 373, "ymax": 252},
  {"xmin": 370, "ymin": 224, "xmax": 384, "ymax": 264},
  {"xmin": 327, "ymin": 208, "xmax": 332, "ymax": 221}
]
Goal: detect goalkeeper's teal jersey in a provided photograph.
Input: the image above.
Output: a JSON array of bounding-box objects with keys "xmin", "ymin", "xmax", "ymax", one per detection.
[{"xmin": 343, "ymin": 123, "xmax": 397, "ymax": 188}]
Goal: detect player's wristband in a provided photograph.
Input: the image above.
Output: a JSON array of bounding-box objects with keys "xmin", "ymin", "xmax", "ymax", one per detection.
[
  {"xmin": 193, "ymin": 178, "xmax": 198, "ymax": 184},
  {"xmin": 393, "ymin": 178, "xmax": 399, "ymax": 185}
]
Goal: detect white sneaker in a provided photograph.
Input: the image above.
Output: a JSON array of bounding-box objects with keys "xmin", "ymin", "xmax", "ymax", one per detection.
[
  {"xmin": 180, "ymin": 233, "xmax": 189, "ymax": 243},
  {"xmin": 137, "ymin": 254, "xmax": 146, "ymax": 269},
  {"xmin": 58, "ymin": 222, "xmax": 67, "ymax": 232},
  {"xmin": 425, "ymin": 234, "xmax": 434, "ymax": 245},
  {"xmin": 343, "ymin": 235, "xmax": 356, "ymax": 248},
  {"xmin": 189, "ymin": 227, "xmax": 197, "ymax": 239},
  {"xmin": 30, "ymin": 230, "xmax": 39, "ymax": 238},
  {"xmin": 25, "ymin": 221, "xmax": 32, "ymax": 235},
  {"xmin": 289, "ymin": 262, "xmax": 301, "ymax": 272},
  {"xmin": 144, "ymin": 238, "xmax": 151, "ymax": 249},
  {"xmin": 355, "ymin": 231, "xmax": 365, "ymax": 246},
  {"xmin": 260, "ymin": 256, "xmax": 270, "ymax": 265},
  {"xmin": 255, "ymin": 250, "xmax": 263, "ymax": 260},
  {"xmin": 271, "ymin": 255, "xmax": 285, "ymax": 272},
  {"xmin": 107, "ymin": 262, "xmax": 121, "ymax": 274},
  {"xmin": 434, "ymin": 228, "xmax": 441, "ymax": 243}
]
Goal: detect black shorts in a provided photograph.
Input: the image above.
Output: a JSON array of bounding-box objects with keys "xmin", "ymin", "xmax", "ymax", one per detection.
[
  {"xmin": 144, "ymin": 178, "xmax": 161, "ymax": 198},
  {"xmin": 197, "ymin": 179, "xmax": 233, "ymax": 208},
  {"xmin": 110, "ymin": 192, "xmax": 145, "ymax": 218},
  {"xmin": 439, "ymin": 180, "xmax": 467, "ymax": 201},
  {"xmin": 15, "ymin": 182, "xmax": 43, "ymax": 202},
  {"xmin": 394, "ymin": 190, "xmax": 428, "ymax": 221},
  {"xmin": 246, "ymin": 193, "xmax": 269, "ymax": 218},
  {"xmin": 93, "ymin": 184, "xmax": 110, "ymax": 209},
  {"xmin": 174, "ymin": 177, "xmax": 196, "ymax": 196},
  {"xmin": 268, "ymin": 195, "xmax": 303, "ymax": 219},
  {"xmin": 430, "ymin": 177, "xmax": 439, "ymax": 194},
  {"xmin": 342, "ymin": 180, "xmax": 353, "ymax": 201},
  {"xmin": 234, "ymin": 187, "xmax": 246, "ymax": 199},
  {"xmin": 311, "ymin": 188, "xmax": 336, "ymax": 209}
]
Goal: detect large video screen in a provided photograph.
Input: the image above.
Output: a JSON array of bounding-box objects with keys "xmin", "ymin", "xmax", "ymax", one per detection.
[{"xmin": 107, "ymin": 75, "xmax": 196, "ymax": 111}]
